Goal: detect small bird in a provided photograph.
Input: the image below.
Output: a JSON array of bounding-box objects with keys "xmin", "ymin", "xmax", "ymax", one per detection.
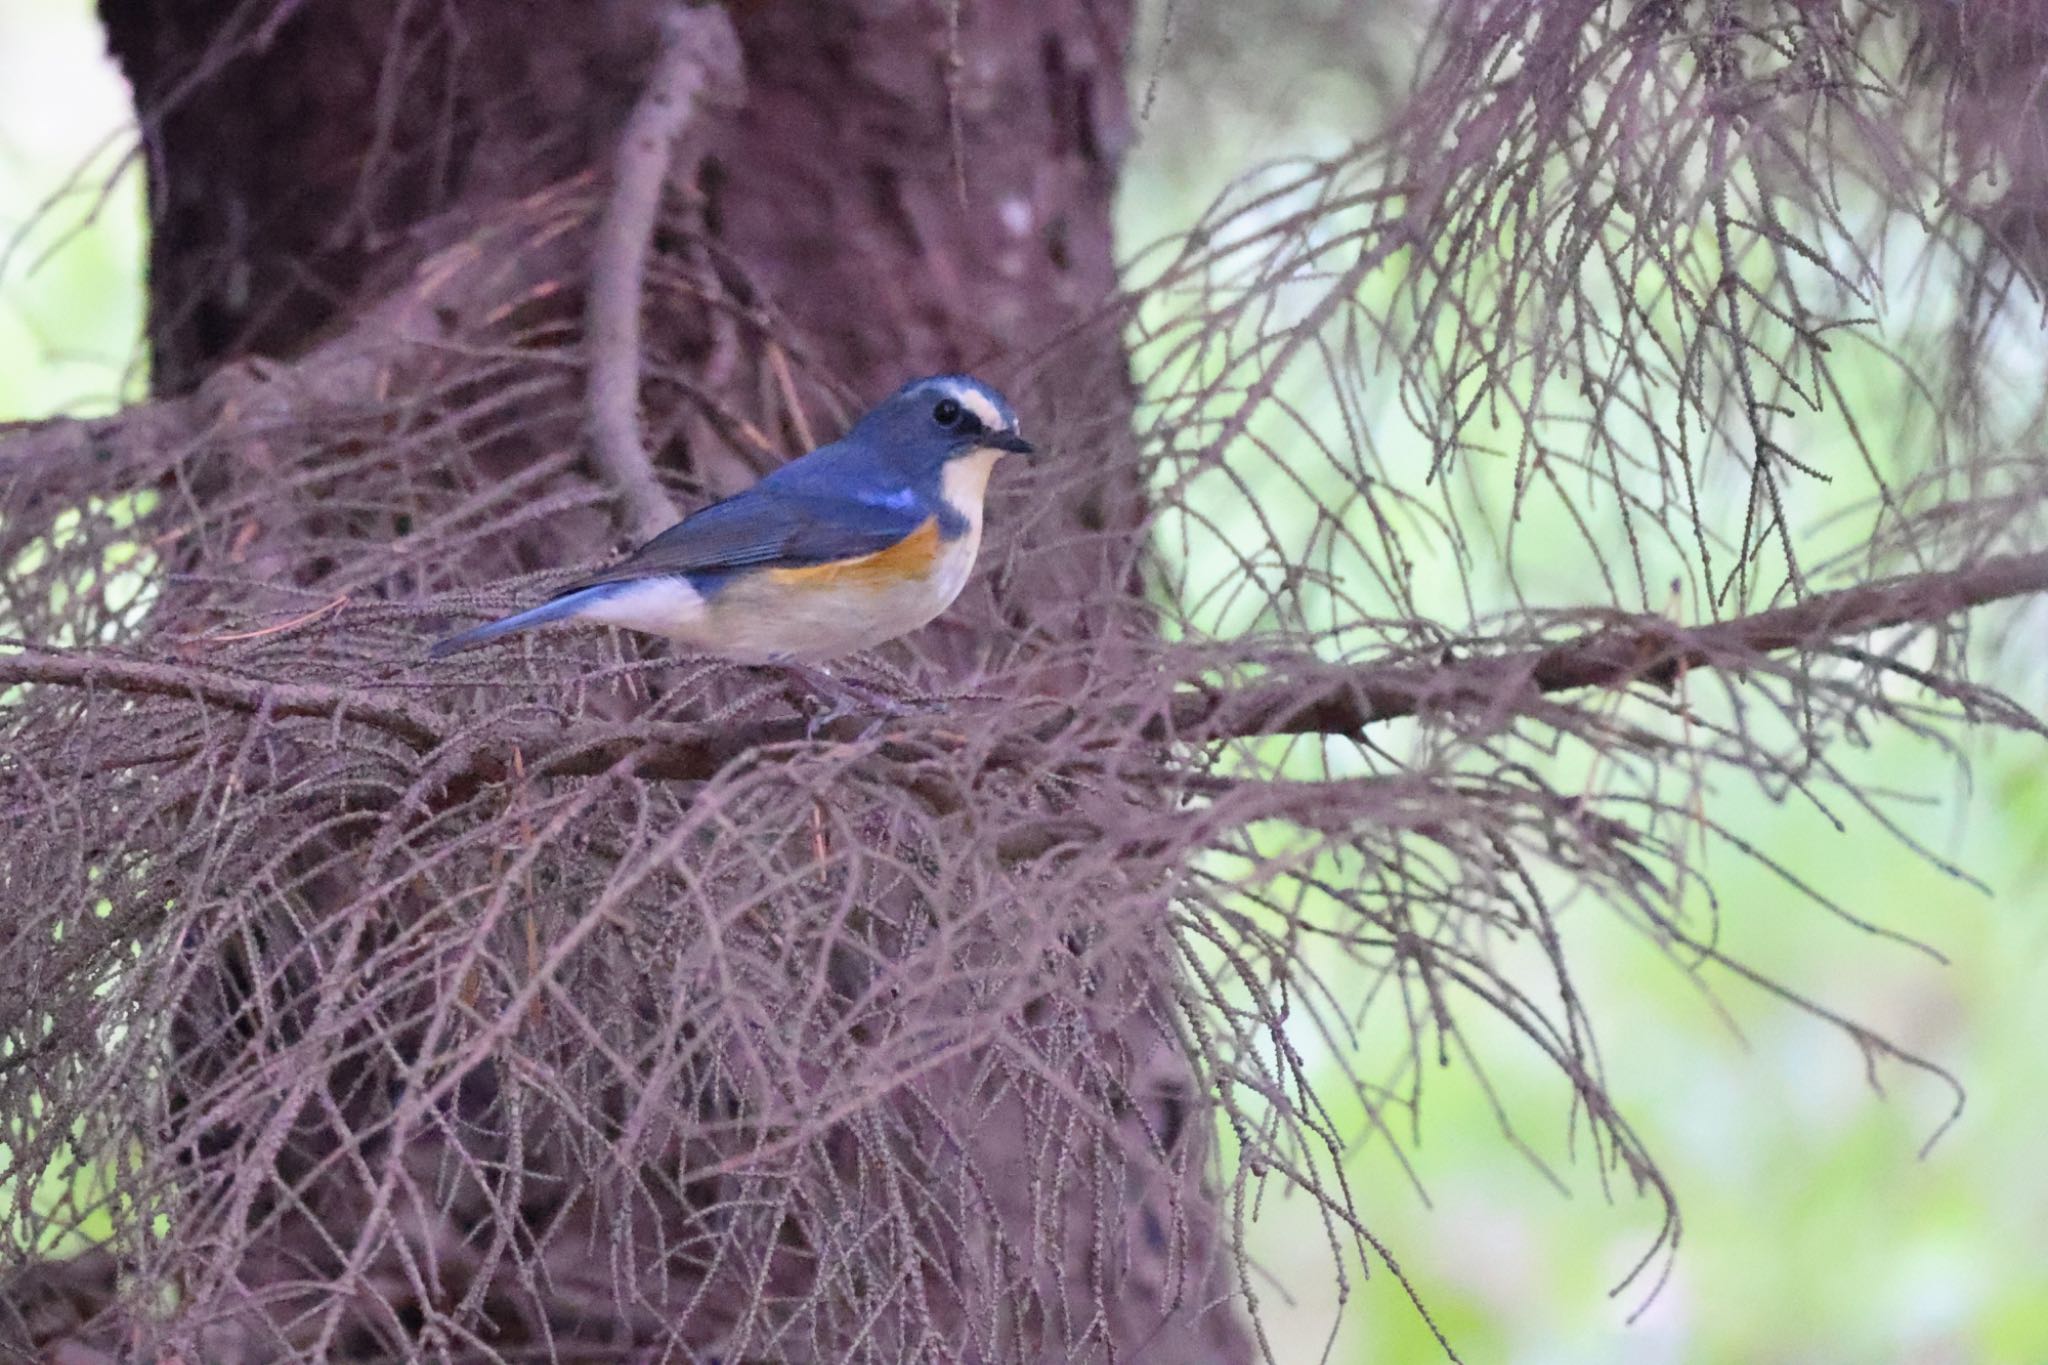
[{"xmin": 429, "ymin": 374, "xmax": 1034, "ymax": 662}]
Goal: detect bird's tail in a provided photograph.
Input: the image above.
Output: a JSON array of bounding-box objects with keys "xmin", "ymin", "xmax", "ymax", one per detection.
[{"xmin": 427, "ymin": 587, "xmax": 608, "ymax": 659}]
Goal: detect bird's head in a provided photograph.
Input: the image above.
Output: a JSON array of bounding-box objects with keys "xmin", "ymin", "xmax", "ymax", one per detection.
[{"xmin": 848, "ymin": 374, "xmax": 1034, "ymax": 474}]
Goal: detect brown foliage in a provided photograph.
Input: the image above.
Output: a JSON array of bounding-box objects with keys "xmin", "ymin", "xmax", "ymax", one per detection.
[{"xmin": 3, "ymin": 0, "xmax": 2046, "ymax": 1361}]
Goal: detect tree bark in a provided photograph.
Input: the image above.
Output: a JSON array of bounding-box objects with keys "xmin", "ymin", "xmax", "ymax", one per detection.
[{"xmin": 24, "ymin": 0, "xmax": 1248, "ymax": 1361}]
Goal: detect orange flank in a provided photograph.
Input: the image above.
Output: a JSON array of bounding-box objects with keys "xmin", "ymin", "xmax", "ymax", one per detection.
[{"xmin": 765, "ymin": 517, "xmax": 941, "ymax": 590}]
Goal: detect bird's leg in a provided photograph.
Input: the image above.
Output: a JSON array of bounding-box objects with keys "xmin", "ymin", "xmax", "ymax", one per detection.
[
  {"xmin": 844, "ymin": 652, "xmax": 992, "ymax": 711},
  {"xmin": 782, "ymin": 662, "xmax": 907, "ymax": 740},
  {"xmin": 781, "ymin": 662, "xmax": 965, "ymax": 740}
]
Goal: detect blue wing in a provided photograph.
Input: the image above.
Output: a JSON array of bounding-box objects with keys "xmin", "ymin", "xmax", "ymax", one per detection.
[
  {"xmin": 429, "ymin": 458, "xmax": 930, "ymax": 658},
  {"xmin": 564, "ymin": 478, "xmax": 928, "ymax": 588}
]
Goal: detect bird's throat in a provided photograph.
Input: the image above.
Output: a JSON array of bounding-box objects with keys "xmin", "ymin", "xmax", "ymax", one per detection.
[{"xmin": 942, "ymin": 448, "xmax": 1005, "ymax": 530}]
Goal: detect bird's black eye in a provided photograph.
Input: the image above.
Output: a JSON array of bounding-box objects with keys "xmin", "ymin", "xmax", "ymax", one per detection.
[{"xmin": 932, "ymin": 398, "xmax": 963, "ymax": 427}]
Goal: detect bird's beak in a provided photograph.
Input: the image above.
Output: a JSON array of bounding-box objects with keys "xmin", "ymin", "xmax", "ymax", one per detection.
[{"xmin": 984, "ymin": 430, "xmax": 1035, "ymax": 456}]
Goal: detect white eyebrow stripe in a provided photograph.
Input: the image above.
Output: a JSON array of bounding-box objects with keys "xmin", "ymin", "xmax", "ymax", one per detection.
[{"xmin": 955, "ymin": 388, "xmax": 1005, "ymax": 432}]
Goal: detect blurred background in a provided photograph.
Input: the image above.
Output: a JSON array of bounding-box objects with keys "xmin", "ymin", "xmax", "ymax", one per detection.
[{"xmin": 3, "ymin": 0, "xmax": 2044, "ymax": 1360}]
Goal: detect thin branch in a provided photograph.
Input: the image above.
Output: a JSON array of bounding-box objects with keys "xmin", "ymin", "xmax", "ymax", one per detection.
[
  {"xmin": 586, "ymin": 3, "xmax": 744, "ymax": 542},
  {"xmin": 207, "ymin": 594, "xmax": 350, "ymax": 641},
  {"xmin": 0, "ymin": 647, "xmax": 445, "ymax": 753},
  {"xmin": 1170, "ymin": 550, "xmax": 2048, "ymax": 740},
  {"xmin": 6, "ymin": 551, "xmax": 2042, "ymax": 803}
]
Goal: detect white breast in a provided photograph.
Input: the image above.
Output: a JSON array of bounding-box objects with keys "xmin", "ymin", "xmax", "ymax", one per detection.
[{"xmin": 689, "ymin": 533, "xmax": 978, "ymax": 662}]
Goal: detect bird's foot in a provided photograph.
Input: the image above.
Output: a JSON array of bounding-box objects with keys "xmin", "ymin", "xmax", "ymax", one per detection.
[{"xmin": 783, "ymin": 665, "xmax": 948, "ymax": 740}]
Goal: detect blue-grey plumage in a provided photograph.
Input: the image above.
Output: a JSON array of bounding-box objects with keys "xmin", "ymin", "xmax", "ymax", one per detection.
[{"xmin": 428, "ymin": 375, "xmax": 1033, "ymax": 662}]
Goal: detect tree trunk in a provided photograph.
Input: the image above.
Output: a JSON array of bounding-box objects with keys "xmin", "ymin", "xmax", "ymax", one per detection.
[{"xmin": 33, "ymin": 0, "xmax": 1249, "ymax": 1360}]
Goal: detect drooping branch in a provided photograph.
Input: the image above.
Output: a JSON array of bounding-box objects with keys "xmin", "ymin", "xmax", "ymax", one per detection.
[
  {"xmin": 0, "ymin": 186, "xmax": 595, "ymax": 566},
  {"xmin": 585, "ymin": 3, "xmax": 743, "ymax": 541}
]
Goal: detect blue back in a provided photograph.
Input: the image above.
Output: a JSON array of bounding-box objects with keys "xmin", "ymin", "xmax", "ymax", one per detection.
[{"xmin": 563, "ymin": 374, "xmax": 1018, "ymax": 592}]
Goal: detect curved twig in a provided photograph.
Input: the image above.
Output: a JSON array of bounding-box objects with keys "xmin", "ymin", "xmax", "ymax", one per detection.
[{"xmin": 585, "ymin": 3, "xmax": 744, "ymax": 542}]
